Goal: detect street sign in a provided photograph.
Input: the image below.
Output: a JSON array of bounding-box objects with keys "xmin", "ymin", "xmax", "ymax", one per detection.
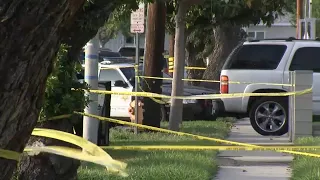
[
  {"xmin": 130, "ymin": 24, "xmax": 144, "ymax": 33},
  {"xmin": 130, "ymin": 3, "xmax": 145, "ymax": 25},
  {"xmin": 130, "ymin": 3, "xmax": 145, "ymax": 34}
]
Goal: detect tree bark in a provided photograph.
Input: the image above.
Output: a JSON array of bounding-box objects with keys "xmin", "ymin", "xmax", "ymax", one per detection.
[
  {"xmin": 0, "ymin": 0, "xmax": 117, "ymax": 179},
  {"xmin": 185, "ymin": 41, "xmax": 205, "ymax": 85},
  {"xmin": 201, "ymin": 24, "xmax": 246, "ymax": 90},
  {"xmin": 143, "ymin": 0, "xmax": 166, "ymax": 128},
  {"xmin": 168, "ymin": 2, "xmax": 189, "ymax": 131},
  {"xmin": 169, "ymin": 34, "xmax": 175, "ymax": 57},
  {"xmin": 17, "ymin": 120, "xmax": 80, "ymax": 180},
  {"xmin": 0, "ymin": 0, "xmax": 85, "ymax": 179},
  {"xmin": 16, "ymin": 0, "xmax": 117, "ymax": 179}
]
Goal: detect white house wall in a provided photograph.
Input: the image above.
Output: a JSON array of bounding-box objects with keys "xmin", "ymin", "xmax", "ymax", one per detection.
[
  {"xmin": 247, "ymin": 25, "xmax": 296, "ymax": 39},
  {"xmin": 104, "ymin": 32, "xmax": 171, "ymax": 52}
]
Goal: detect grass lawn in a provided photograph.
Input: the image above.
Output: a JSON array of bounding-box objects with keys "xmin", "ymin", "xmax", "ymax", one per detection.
[
  {"xmin": 290, "ymin": 137, "xmax": 320, "ymax": 180},
  {"xmin": 78, "ymin": 119, "xmax": 233, "ymax": 180}
]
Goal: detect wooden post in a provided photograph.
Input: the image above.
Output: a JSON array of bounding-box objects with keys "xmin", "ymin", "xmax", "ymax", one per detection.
[
  {"xmin": 142, "ymin": 0, "xmax": 166, "ymax": 128},
  {"xmin": 296, "ymin": 0, "xmax": 301, "ymax": 38},
  {"xmin": 98, "ymin": 81, "xmax": 111, "ymax": 146}
]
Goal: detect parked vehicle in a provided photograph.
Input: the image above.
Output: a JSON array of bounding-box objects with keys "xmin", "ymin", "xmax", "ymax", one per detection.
[
  {"xmin": 80, "ymin": 48, "xmax": 121, "ymax": 64},
  {"xmin": 137, "ymin": 63, "xmax": 217, "ymax": 120},
  {"xmin": 117, "ymin": 46, "xmax": 144, "ymax": 59},
  {"xmin": 212, "ymin": 37, "xmax": 320, "ymax": 136},
  {"xmin": 78, "ymin": 62, "xmax": 217, "ymax": 121}
]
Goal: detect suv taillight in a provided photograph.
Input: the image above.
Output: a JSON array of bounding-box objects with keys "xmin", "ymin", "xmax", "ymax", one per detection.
[{"xmin": 220, "ymin": 75, "xmax": 229, "ymax": 94}]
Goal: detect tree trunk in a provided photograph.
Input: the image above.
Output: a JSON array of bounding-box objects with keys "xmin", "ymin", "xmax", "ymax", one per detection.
[
  {"xmin": 0, "ymin": 0, "xmax": 85, "ymax": 179},
  {"xmin": 17, "ymin": 120, "xmax": 80, "ymax": 180},
  {"xmin": 201, "ymin": 24, "xmax": 246, "ymax": 90},
  {"xmin": 169, "ymin": 34, "xmax": 175, "ymax": 57},
  {"xmin": 16, "ymin": 0, "xmax": 117, "ymax": 178},
  {"xmin": 168, "ymin": 2, "xmax": 189, "ymax": 131},
  {"xmin": 143, "ymin": 0, "xmax": 166, "ymax": 128},
  {"xmin": 185, "ymin": 41, "xmax": 205, "ymax": 86}
]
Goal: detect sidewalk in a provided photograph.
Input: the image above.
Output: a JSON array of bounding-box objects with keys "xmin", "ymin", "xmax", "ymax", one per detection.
[{"xmin": 215, "ymin": 119, "xmax": 292, "ymax": 180}]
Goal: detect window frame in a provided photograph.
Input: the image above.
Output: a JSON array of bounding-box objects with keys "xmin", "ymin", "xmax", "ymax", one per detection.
[{"xmin": 247, "ymin": 31, "xmax": 266, "ymax": 40}]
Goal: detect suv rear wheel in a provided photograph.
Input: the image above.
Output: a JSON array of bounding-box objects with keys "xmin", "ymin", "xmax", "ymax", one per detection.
[{"xmin": 249, "ymin": 97, "xmax": 288, "ymax": 136}]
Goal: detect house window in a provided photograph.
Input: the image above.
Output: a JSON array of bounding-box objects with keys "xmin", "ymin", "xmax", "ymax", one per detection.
[
  {"xmin": 247, "ymin": 31, "xmax": 265, "ymax": 40},
  {"xmin": 125, "ymin": 36, "xmax": 134, "ymax": 44}
]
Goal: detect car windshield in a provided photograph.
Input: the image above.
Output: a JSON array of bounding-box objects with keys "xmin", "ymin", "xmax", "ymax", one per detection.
[
  {"xmin": 120, "ymin": 67, "xmax": 135, "ymax": 81},
  {"xmin": 223, "ymin": 44, "xmax": 287, "ymax": 70},
  {"xmin": 99, "ymin": 68, "xmax": 125, "ymax": 84}
]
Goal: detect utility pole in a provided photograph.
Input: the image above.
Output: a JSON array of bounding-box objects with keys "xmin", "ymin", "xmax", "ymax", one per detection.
[
  {"xmin": 83, "ymin": 35, "xmax": 100, "ymax": 144},
  {"xmin": 303, "ymin": 0, "xmax": 309, "ymax": 39},
  {"xmin": 296, "ymin": 0, "xmax": 301, "ymax": 38},
  {"xmin": 143, "ymin": 0, "xmax": 166, "ymax": 128}
]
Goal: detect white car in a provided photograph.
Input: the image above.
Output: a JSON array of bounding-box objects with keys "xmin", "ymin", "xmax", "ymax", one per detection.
[{"xmin": 212, "ymin": 37, "xmax": 320, "ymax": 136}]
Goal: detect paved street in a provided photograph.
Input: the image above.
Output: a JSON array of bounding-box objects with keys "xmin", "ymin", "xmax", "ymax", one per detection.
[{"xmin": 215, "ymin": 119, "xmax": 292, "ymax": 180}]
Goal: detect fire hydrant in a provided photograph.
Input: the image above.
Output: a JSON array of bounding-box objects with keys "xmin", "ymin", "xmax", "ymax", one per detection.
[{"xmin": 128, "ymin": 100, "xmax": 144, "ymax": 124}]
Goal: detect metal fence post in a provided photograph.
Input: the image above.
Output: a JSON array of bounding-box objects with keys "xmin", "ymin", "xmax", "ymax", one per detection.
[{"xmin": 293, "ymin": 70, "xmax": 313, "ymax": 140}]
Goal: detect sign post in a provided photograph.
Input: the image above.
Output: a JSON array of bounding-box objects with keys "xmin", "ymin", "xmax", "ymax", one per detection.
[{"xmin": 131, "ymin": 3, "xmax": 145, "ymax": 134}]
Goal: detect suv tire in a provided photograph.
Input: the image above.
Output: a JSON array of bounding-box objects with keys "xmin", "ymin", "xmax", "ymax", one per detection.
[{"xmin": 249, "ymin": 97, "xmax": 288, "ymax": 136}]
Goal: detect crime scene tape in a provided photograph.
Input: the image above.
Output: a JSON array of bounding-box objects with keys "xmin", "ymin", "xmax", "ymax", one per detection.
[
  {"xmin": 185, "ymin": 67, "xmax": 207, "ymax": 70},
  {"xmin": 101, "ymin": 145, "xmax": 320, "ymax": 151},
  {"xmin": 47, "ymin": 114, "xmax": 73, "ymax": 121},
  {"xmin": 137, "ymin": 77, "xmax": 169, "ymax": 105},
  {"xmin": 74, "ymin": 112, "xmax": 320, "ymax": 158},
  {"xmin": 0, "ymin": 128, "xmax": 128, "ymax": 177},
  {"xmin": 30, "ymin": 128, "xmax": 128, "ymax": 176},
  {"xmin": 138, "ymin": 75, "xmax": 293, "ymax": 87},
  {"xmin": 0, "ymin": 149, "xmax": 20, "ymax": 161},
  {"xmin": 80, "ymin": 87, "xmax": 312, "ymax": 100},
  {"xmin": 24, "ymin": 145, "xmax": 128, "ymax": 176}
]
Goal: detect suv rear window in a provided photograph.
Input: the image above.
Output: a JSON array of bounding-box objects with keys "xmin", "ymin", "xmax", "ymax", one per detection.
[{"xmin": 223, "ymin": 44, "xmax": 287, "ymax": 70}]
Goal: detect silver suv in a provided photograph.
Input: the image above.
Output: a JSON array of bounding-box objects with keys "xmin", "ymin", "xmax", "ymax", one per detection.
[{"xmin": 212, "ymin": 37, "xmax": 320, "ymax": 136}]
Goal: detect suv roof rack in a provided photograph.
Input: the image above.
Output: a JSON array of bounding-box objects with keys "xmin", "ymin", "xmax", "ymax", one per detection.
[{"xmin": 248, "ymin": 37, "xmax": 320, "ymax": 42}]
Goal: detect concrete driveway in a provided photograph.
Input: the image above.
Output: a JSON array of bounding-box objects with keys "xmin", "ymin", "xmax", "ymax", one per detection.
[{"xmin": 215, "ymin": 118, "xmax": 292, "ymax": 180}]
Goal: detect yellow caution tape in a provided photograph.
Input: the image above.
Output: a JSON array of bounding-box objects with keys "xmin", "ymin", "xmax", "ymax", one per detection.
[
  {"xmin": 75, "ymin": 112, "xmax": 320, "ymax": 158},
  {"xmin": 47, "ymin": 114, "xmax": 73, "ymax": 121},
  {"xmin": 138, "ymin": 76, "xmax": 293, "ymax": 87},
  {"xmin": 81, "ymin": 88, "xmax": 312, "ymax": 100},
  {"xmin": 30, "ymin": 128, "xmax": 128, "ymax": 176},
  {"xmin": 138, "ymin": 77, "xmax": 168, "ymax": 105},
  {"xmin": 101, "ymin": 145, "xmax": 320, "ymax": 151},
  {"xmin": 0, "ymin": 128, "xmax": 128, "ymax": 177},
  {"xmin": 24, "ymin": 145, "xmax": 128, "ymax": 177},
  {"xmin": 185, "ymin": 67, "xmax": 207, "ymax": 70},
  {"xmin": 0, "ymin": 149, "xmax": 20, "ymax": 161}
]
